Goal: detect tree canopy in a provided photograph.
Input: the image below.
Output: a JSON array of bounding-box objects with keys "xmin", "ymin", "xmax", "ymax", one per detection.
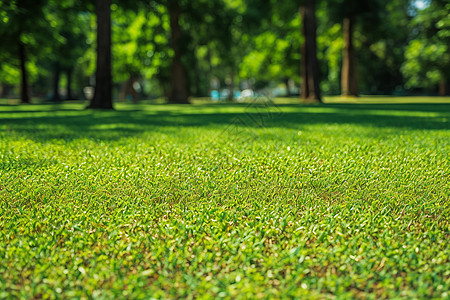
[
  {"xmin": 402, "ymin": 0, "xmax": 450, "ymax": 95},
  {"xmin": 0, "ymin": 0, "xmax": 448, "ymax": 104}
]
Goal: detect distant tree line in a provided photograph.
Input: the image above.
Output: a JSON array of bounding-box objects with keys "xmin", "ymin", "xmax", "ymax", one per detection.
[{"xmin": 0, "ymin": 0, "xmax": 448, "ymax": 108}]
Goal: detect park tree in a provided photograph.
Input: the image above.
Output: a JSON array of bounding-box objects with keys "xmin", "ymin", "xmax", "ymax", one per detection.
[
  {"xmin": 300, "ymin": 0, "xmax": 321, "ymax": 101},
  {"xmin": 319, "ymin": 0, "xmax": 412, "ymax": 95},
  {"xmin": 45, "ymin": 0, "xmax": 90, "ymax": 101},
  {"xmin": 235, "ymin": 0, "xmax": 271, "ymax": 95},
  {"xmin": 88, "ymin": 0, "xmax": 113, "ymax": 109},
  {"xmin": 238, "ymin": 0, "xmax": 302, "ymax": 97},
  {"xmin": 327, "ymin": 0, "xmax": 383, "ymax": 96},
  {"xmin": 402, "ymin": 0, "xmax": 450, "ymax": 95},
  {"xmin": 191, "ymin": 1, "xmax": 235, "ymax": 98},
  {"xmin": 238, "ymin": 0, "xmax": 322, "ymax": 101},
  {"xmin": 113, "ymin": 6, "xmax": 149, "ymax": 101},
  {"xmin": 0, "ymin": 0, "xmax": 49, "ymax": 103},
  {"xmin": 0, "ymin": 2, "xmax": 19, "ymax": 98},
  {"xmin": 81, "ymin": 0, "xmax": 169, "ymax": 102},
  {"xmin": 166, "ymin": 0, "xmax": 190, "ymax": 103},
  {"xmin": 239, "ymin": 24, "xmax": 301, "ymax": 95},
  {"xmin": 143, "ymin": 0, "xmax": 237, "ymax": 103},
  {"xmin": 354, "ymin": 0, "xmax": 412, "ymax": 94}
]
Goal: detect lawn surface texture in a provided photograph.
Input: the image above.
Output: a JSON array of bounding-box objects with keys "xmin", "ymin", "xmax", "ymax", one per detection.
[{"xmin": 0, "ymin": 97, "xmax": 449, "ymax": 299}]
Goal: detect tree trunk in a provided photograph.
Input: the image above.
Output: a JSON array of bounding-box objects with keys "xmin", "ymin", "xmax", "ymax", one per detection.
[
  {"xmin": 341, "ymin": 17, "xmax": 358, "ymax": 97},
  {"xmin": 300, "ymin": 0, "xmax": 321, "ymax": 102},
  {"xmin": 300, "ymin": 30, "xmax": 309, "ymax": 100},
  {"xmin": 119, "ymin": 80, "xmax": 127, "ymax": 101},
  {"xmin": 438, "ymin": 78, "xmax": 447, "ymax": 96},
  {"xmin": 284, "ymin": 78, "xmax": 291, "ymax": 97},
  {"xmin": 227, "ymin": 68, "xmax": 234, "ymax": 101},
  {"xmin": 19, "ymin": 41, "xmax": 30, "ymax": 104},
  {"xmin": 207, "ymin": 46, "xmax": 213, "ymax": 74},
  {"xmin": 193, "ymin": 57, "xmax": 203, "ymax": 97},
  {"xmin": 119, "ymin": 75, "xmax": 138, "ymax": 102},
  {"xmin": 52, "ymin": 63, "xmax": 61, "ymax": 101},
  {"xmin": 0, "ymin": 83, "xmax": 10, "ymax": 98},
  {"xmin": 88, "ymin": 0, "xmax": 113, "ymax": 109},
  {"xmin": 168, "ymin": 2, "xmax": 190, "ymax": 104},
  {"xmin": 66, "ymin": 68, "xmax": 73, "ymax": 100}
]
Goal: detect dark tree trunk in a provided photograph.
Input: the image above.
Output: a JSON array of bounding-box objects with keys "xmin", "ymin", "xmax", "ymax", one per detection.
[
  {"xmin": 193, "ymin": 57, "xmax": 203, "ymax": 97},
  {"xmin": 300, "ymin": 0, "xmax": 321, "ymax": 102},
  {"xmin": 66, "ymin": 68, "xmax": 73, "ymax": 100},
  {"xmin": 227, "ymin": 68, "xmax": 234, "ymax": 101},
  {"xmin": 88, "ymin": 0, "xmax": 113, "ymax": 109},
  {"xmin": 19, "ymin": 41, "xmax": 30, "ymax": 104},
  {"xmin": 119, "ymin": 80, "xmax": 127, "ymax": 101},
  {"xmin": 341, "ymin": 17, "xmax": 358, "ymax": 97},
  {"xmin": 300, "ymin": 29, "xmax": 309, "ymax": 100},
  {"xmin": 119, "ymin": 75, "xmax": 138, "ymax": 102},
  {"xmin": 0, "ymin": 83, "xmax": 10, "ymax": 98},
  {"xmin": 168, "ymin": 2, "xmax": 190, "ymax": 104},
  {"xmin": 284, "ymin": 78, "xmax": 291, "ymax": 97},
  {"xmin": 207, "ymin": 46, "xmax": 213, "ymax": 74},
  {"xmin": 438, "ymin": 79, "xmax": 447, "ymax": 96},
  {"xmin": 52, "ymin": 63, "xmax": 61, "ymax": 101}
]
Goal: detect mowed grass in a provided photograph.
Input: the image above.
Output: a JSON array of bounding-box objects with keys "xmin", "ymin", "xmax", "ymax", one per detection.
[{"xmin": 0, "ymin": 97, "xmax": 449, "ymax": 299}]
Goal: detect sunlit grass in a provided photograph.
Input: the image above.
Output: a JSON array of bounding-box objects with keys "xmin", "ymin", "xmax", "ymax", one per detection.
[
  {"xmin": 0, "ymin": 99, "xmax": 449, "ymax": 298},
  {"xmin": 323, "ymin": 95, "xmax": 450, "ymax": 104}
]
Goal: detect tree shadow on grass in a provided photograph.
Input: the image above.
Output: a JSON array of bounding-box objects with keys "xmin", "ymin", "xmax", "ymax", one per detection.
[{"xmin": 0, "ymin": 103, "xmax": 449, "ymax": 142}]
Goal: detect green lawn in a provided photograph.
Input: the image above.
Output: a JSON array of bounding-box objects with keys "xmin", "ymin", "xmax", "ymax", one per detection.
[{"xmin": 1, "ymin": 98, "xmax": 449, "ymax": 299}]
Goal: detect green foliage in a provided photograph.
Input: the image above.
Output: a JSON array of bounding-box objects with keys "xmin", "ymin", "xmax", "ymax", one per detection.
[
  {"xmin": 402, "ymin": 0, "xmax": 450, "ymax": 91},
  {"xmin": 48, "ymin": 0, "xmax": 90, "ymax": 70},
  {"xmin": 1, "ymin": 98, "xmax": 449, "ymax": 298},
  {"xmin": 326, "ymin": 0, "xmax": 383, "ymax": 22},
  {"xmin": 1, "ymin": 0, "xmax": 450, "ymax": 98},
  {"xmin": 0, "ymin": 0, "xmax": 50, "ymax": 86},
  {"xmin": 112, "ymin": 6, "xmax": 169, "ymax": 82},
  {"xmin": 179, "ymin": 0, "xmax": 237, "ymax": 96},
  {"xmin": 0, "ymin": 62, "xmax": 20, "ymax": 86},
  {"xmin": 0, "ymin": 0, "xmax": 91, "ymax": 97},
  {"xmin": 403, "ymin": 39, "xmax": 449, "ymax": 88},
  {"xmin": 240, "ymin": 14, "xmax": 301, "ymax": 83},
  {"xmin": 355, "ymin": 0, "xmax": 412, "ymax": 94},
  {"xmin": 317, "ymin": 21, "xmax": 343, "ymax": 94}
]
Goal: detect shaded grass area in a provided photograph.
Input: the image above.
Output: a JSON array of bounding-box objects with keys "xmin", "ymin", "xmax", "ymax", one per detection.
[
  {"xmin": 0, "ymin": 98, "xmax": 449, "ymax": 298},
  {"xmin": 1, "ymin": 99, "xmax": 449, "ymax": 140}
]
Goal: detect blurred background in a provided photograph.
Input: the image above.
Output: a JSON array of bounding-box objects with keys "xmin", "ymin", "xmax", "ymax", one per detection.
[{"xmin": 0, "ymin": 0, "xmax": 448, "ymax": 104}]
